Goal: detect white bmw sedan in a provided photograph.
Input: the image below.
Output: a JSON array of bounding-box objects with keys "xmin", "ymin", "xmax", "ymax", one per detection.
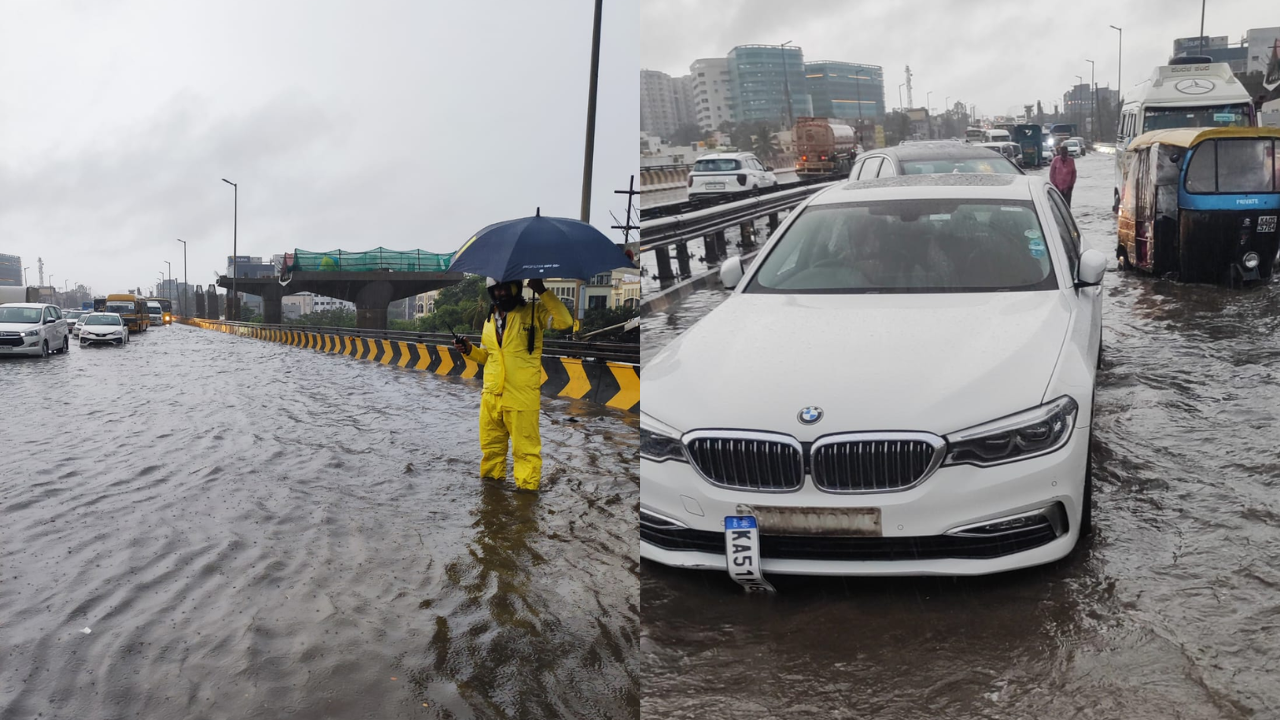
[{"xmin": 641, "ymin": 173, "xmax": 1107, "ymax": 584}]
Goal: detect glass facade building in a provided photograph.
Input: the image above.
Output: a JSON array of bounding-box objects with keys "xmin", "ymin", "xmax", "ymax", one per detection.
[
  {"xmin": 804, "ymin": 61, "xmax": 885, "ymax": 122},
  {"xmin": 727, "ymin": 45, "xmax": 811, "ymax": 126}
]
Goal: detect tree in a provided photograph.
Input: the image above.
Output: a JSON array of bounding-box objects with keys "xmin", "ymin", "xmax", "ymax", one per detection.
[
  {"xmin": 750, "ymin": 122, "xmax": 781, "ymax": 159},
  {"xmin": 883, "ymin": 111, "xmax": 910, "ymax": 147},
  {"xmin": 670, "ymin": 122, "xmax": 704, "ymax": 146},
  {"xmin": 287, "ymin": 308, "xmax": 356, "ymax": 327}
]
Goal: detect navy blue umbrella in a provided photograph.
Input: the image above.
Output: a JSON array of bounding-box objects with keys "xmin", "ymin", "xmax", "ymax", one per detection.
[{"xmin": 448, "ymin": 209, "xmax": 635, "ymax": 282}]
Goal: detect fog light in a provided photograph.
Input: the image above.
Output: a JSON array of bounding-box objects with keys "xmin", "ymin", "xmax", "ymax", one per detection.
[{"xmin": 1243, "ymin": 252, "xmax": 1260, "ymax": 269}]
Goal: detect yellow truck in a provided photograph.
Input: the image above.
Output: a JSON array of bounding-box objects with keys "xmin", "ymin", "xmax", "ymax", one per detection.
[{"xmin": 104, "ymin": 293, "xmax": 150, "ymax": 332}]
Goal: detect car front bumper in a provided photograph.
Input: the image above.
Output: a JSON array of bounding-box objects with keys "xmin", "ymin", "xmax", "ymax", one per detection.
[
  {"xmin": 0, "ymin": 336, "xmax": 46, "ymax": 356},
  {"xmin": 640, "ymin": 428, "xmax": 1089, "ymax": 577},
  {"xmin": 80, "ymin": 334, "xmax": 125, "ymax": 344}
]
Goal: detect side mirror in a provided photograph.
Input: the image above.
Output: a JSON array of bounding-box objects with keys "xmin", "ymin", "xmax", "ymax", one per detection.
[
  {"xmin": 44, "ymin": 317, "xmax": 55, "ymax": 325},
  {"xmin": 720, "ymin": 255, "xmax": 744, "ymax": 289},
  {"xmin": 765, "ymin": 166, "xmax": 775, "ymax": 172},
  {"xmin": 1075, "ymin": 248, "xmax": 1107, "ymax": 288}
]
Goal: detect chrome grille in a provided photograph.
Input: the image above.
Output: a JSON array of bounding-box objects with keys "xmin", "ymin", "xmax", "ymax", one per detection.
[
  {"xmin": 684, "ymin": 432, "xmax": 804, "ymax": 492},
  {"xmin": 811, "ymin": 434, "xmax": 944, "ymax": 493}
]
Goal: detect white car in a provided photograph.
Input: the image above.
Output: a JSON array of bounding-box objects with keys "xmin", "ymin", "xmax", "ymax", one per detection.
[
  {"xmin": 0, "ymin": 303, "xmax": 71, "ymax": 357},
  {"xmin": 64, "ymin": 309, "xmax": 90, "ymax": 336},
  {"xmin": 640, "ymin": 173, "xmax": 1106, "ymax": 584},
  {"xmin": 77, "ymin": 313, "xmax": 129, "ymax": 346},
  {"xmin": 687, "ymin": 152, "xmax": 778, "ymax": 199},
  {"xmin": 1069, "ymin": 136, "xmax": 1087, "ymax": 155},
  {"xmin": 1063, "ymin": 139, "xmax": 1084, "ymax": 158}
]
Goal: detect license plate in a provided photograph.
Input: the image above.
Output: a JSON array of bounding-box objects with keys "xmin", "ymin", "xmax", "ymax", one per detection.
[
  {"xmin": 705, "ymin": 182, "xmax": 726, "ymax": 190},
  {"xmin": 724, "ymin": 515, "xmax": 774, "ymax": 593},
  {"xmin": 1260, "ymin": 216, "xmax": 1277, "ymax": 233},
  {"xmin": 738, "ymin": 504, "xmax": 882, "ymax": 536}
]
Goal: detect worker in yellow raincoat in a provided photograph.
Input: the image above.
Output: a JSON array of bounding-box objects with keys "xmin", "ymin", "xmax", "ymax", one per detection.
[{"xmin": 454, "ymin": 278, "xmax": 574, "ymax": 491}]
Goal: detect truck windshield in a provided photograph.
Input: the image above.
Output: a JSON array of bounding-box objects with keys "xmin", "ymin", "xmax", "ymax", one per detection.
[
  {"xmin": 1185, "ymin": 138, "xmax": 1279, "ymax": 193},
  {"xmin": 1143, "ymin": 104, "xmax": 1253, "ymax": 132}
]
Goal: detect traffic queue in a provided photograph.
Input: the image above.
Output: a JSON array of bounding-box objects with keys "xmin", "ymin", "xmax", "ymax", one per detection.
[{"xmin": 0, "ymin": 293, "xmax": 174, "ymax": 357}]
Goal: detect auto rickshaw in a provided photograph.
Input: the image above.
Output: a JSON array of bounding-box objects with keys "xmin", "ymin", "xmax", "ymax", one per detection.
[
  {"xmin": 1116, "ymin": 127, "xmax": 1280, "ymax": 286},
  {"xmin": 1014, "ymin": 125, "xmax": 1045, "ymax": 168}
]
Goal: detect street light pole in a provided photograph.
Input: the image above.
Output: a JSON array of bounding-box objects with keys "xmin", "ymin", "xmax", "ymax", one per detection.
[
  {"xmin": 579, "ymin": 0, "xmax": 602, "ymax": 224},
  {"xmin": 222, "ymin": 179, "xmax": 237, "ymax": 320},
  {"xmin": 1075, "ymin": 75, "xmax": 1084, "ymax": 132},
  {"xmin": 898, "ymin": 83, "xmax": 905, "ymax": 110},
  {"xmin": 926, "ymin": 91, "xmax": 933, "ymax": 137},
  {"xmin": 1199, "ymin": 0, "xmax": 1206, "ymax": 55},
  {"xmin": 176, "ymin": 239, "xmax": 187, "ymax": 318},
  {"xmin": 779, "ymin": 41, "xmax": 794, "ymax": 128},
  {"xmin": 1086, "ymin": 59, "xmax": 1096, "ymax": 143},
  {"xmin": 164, "ymin": 261, "xmax": 172, "ymax": 305}
]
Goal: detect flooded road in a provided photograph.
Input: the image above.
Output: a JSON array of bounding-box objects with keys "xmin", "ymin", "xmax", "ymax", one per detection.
[
  {"xmin": 640, "ymin": 154, "xmax": 1280, "ymax": 718},
  {"xmin": 1, "ymin": 324, "xmax": 638, "ymax": 719}
]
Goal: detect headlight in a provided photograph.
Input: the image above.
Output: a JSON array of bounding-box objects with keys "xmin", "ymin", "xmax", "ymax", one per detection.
[
  {"xmin": 1243, "ymin": 252, "xmax": 1260, "ymax": 269},
  {"xmin": 640, "ymin": 412, "xmax": 687, "ymax": 463},
  {"xmin": 22, "ymin": 329, "xmax": 39, "ymax": 337},
  {"xmin": 943, "ymin": 396, "xmax": 1078, "ymax": 467}
]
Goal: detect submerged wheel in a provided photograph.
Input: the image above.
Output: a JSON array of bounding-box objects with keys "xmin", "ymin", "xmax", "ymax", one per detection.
[
  {"xmin": 41, "ymin": 340, "xmax": 49, "ymax": 358},
  {"xmin": 62, "ymin": 335, "xmax": 69, "ymax": 353}
]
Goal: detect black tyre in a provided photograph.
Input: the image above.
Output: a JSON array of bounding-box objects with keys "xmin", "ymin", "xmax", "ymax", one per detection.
[
  {"xmin": 41, "ymin": 340, "xmax": 49, "ymax": 358},
  {"xmin": 62, "ymin": 335, "xmax": 69, "ymax": 353}
]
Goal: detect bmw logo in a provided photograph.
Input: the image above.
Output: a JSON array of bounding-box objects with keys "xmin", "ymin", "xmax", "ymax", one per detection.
[{"xmin": 798, "ymin": 406, "xmax": 823, "ymax": 424}]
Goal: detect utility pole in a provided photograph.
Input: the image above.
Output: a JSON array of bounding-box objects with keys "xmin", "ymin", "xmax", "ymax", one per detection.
[
  {"xmin": 576, "ymin": 0, "xmax": 603, "ymax": 326},
  {"xmin": 1086, "ymin": 59, "xmax": 1096, "ymax": 142},
  {"xmin": 1199, "ymin": 0, "xmax": 1206, "ymax": 55},
  {"xmin": 222, "ymin": 179, "xmax": 238, "ymax": 320},
  {"xmin": 177, "ymin": 239, "xmax": 187, "ymax": 317},
  {"xmin": 904, "ymin": 65, "xmax": 913, "ymax": 107}
]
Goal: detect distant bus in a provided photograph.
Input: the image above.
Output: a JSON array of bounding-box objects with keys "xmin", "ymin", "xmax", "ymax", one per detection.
[
  {"xmin": 965, "ymin": 127, "xmax": 985, "ymax": 143},
  {"xmin": 983, "ymin": 129, "xmax": 1011, "ymax": 143},
  {"xmin": 105, "ymin": 293, "xmax": 150, "ymax": 332},
  {"xmin": 145, "ymin": 297, "xmax": 173, "ymax": 324}
]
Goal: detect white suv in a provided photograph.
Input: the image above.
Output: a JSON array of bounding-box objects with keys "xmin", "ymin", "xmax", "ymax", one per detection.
[
  {"xmin": 0, "ymin": 303, "xmax": 71, "ymax": 357},
  {"xmin": 687, "ymin": 152, "xmax": 778, "ymax": 199},
  {"xmin": 641, "ymin": 174, "xmax": 1106, "ymax": 585}
]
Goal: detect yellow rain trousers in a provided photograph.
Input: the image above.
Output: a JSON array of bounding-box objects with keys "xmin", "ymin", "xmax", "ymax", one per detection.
[{"xmin": 466, "ymin": 291, "xmax": 573, "ymax": 490}]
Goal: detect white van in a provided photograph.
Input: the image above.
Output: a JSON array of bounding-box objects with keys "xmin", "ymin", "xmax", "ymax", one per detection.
[
  {"xmin": 1113, "ymin": 57, "xmax": 1256, "ymax": 210},
  {"xmin": 982, "ymin": 129, "xmax": 1011, "ymax": 143},
  {"xmin": 146, "ymin": 300, "xmax": 163, "ymax": 326}
]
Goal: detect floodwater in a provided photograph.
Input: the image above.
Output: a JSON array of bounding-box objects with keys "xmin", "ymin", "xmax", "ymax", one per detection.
[
  {"xmin": 0, "ymin": 324, "xmax": 638, "ymax": 719},
  {"xmin": 640, "ymin": 153, "xmax": 1280, "ymax": 718}
]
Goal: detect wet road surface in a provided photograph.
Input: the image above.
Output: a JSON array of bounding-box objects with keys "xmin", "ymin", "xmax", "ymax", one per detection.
[
  {"xmin": 640, "ymin": 154, "xmax": 1280, "ymax": 718},
  {"xmin": 1, "ymin": 323, "xmax": 638, "ymax": 719}
]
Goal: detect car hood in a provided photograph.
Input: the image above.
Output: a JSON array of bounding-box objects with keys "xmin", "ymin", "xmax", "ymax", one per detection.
[
  {"xmin": 0, "ymin": 322, "xmax": 40, "ymax": 333},
  {"xmin": 643, "ymin": 291, "xmax": 1072, "ymax": 439}
]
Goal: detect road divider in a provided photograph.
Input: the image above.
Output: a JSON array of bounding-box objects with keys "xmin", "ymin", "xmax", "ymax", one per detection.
[{"xmin": 184, "ymin": 318, "xmax": 639, "ymax": 413}]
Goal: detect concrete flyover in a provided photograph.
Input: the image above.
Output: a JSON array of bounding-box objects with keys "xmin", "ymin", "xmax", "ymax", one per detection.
[{"xmin": 216, "ymin": 271, "xmax": 465, "ymax": 329}]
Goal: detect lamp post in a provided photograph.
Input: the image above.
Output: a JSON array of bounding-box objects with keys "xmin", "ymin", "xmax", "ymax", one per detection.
[
  {"xmin": 157, "ymin": 273, "xmax": 164, "ymax": 301},
  {"xmin": 580, "ymin": 0, "xmax": 602, "ymax": 224},
  {"xmin": 898, "ymin": 83, "xmax": 905, "ymax": 110},
  {"xmin": 1075, "ymin": 75, "xmax": 1084, "ymax": 132},
  {"xmin": 222, "ymin": 179, "xmax": 237, "ymax": 320},
  {"xmin": 176, "ymin": 239, "xmax": 187, "ymax": 318},
  {"xmin": 779, "ymin": 41, "xmax": 794, "ymax": 128},
  {"xmin": 1199, "ymin": 0, "xmax": 1206, "ymax": 55},
  {"xmin": 1085, "ymin": 59, "xmax": 1096, "ymax": 143},
  {"xmin": 1110, "ymin": 25, "xmax": 1123, "ymax": 142}
]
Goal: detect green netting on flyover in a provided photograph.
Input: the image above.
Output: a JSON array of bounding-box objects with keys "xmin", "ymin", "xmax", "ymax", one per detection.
[{"xmin": 285, "ymin": 248, "xmax": 454, "ymax": 273}]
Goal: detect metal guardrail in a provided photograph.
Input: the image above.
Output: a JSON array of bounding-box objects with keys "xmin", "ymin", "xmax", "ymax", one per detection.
[
  {"xmin": 196, "ymin": 320, "xmax": 639, "ymax": 364},
  {"xmin": 639, "ymin": 174, "xmax": 838, "ymax": 222},
  {"xmin": 639, "ymin": 182, "xmax": 836, "ymax": 253}
]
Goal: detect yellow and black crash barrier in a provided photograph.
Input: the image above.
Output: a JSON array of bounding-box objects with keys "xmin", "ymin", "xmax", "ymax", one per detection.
[{"xmin": 185, "ymin": 319, "xmax": 639, "ymax": 413}]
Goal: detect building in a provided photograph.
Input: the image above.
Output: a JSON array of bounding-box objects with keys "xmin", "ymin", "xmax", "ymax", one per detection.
[
  {"xmin": 673, "ymin": 74, "xmax": 696, "ymax": 130},
  {"xmin": 690, "ymin": 57, "xmax": 735, "ymax": 131},
  {"xmin": 610, "ymin": 271, "xmax": 640, "ymax": 309},
  {"xmin": 0, "ymin": 253, "xmax": 21, "ymax": 286},
  {"xmin": 226, "ymin": 255, "xmax": 276, "ymax": 279},
  {"xmin": 727, "ymin": 44, "xmax": 811, "ymax": 126},
  {"xmin": 1172, "ymin": 35, "xmax": 1247, "ymax": 72},
  {"xmin": 1247, "ymin": 27, "xmax": 1280, "ymax": 75},
  {"xmin": 804, "ymin": 61, "xmax": 885, "ymax": 121},
  {"xmin": 641, "ymin": 69, "xmax": 682, "ymax": 139}
]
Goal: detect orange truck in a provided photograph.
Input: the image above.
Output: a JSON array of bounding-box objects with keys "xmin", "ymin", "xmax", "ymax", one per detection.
[{"xmin": 794, "ymin": 117, "xmax": 859, "ymax": 177}]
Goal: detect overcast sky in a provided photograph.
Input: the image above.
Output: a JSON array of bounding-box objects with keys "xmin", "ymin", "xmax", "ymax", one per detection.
[
  {"xmin": 0, "ymin": 0, "xmax": 637, "ymax": 296},
  {"xmin": 642, "ymin": 0, "xmax": 1272, "ymax": 117}
]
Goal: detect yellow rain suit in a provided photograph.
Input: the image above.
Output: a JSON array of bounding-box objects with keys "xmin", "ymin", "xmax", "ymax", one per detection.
[{"xmin": 465, "ymin": 291, "xmax": 574, "ymax": 490}]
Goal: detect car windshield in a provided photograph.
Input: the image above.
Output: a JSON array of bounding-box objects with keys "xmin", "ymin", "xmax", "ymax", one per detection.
[
  {"xmin": 902, "ymin": 157, "xmax": 1021, "ymax": 174},
  {"xmin": 65, "ymin": 311, "xmax": 85, "ymax": 320},
  {"xmin": 693, "ymin": 158, "xmax": 742, "ymax": 172},
  {"xmin": 84, "ymin": 315, "xmax": 121, "ymax": 326},
  {"xmin": 0, "ymin": 307, "xmax": 43, "ymax": 323},
  {"xmin": 1142, "ymin": 103, "xmax": 1253, "ymax": 132},
  {"xmin": 746, "ymin": 199, "xmax": 1058, "ymax": 294},
  {"xmin": 105, "ymin": 302, "xmax": 134, "ymax": 314}
]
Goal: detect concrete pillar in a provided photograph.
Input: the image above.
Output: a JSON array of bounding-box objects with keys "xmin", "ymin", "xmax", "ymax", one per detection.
[
  {"xmin": 768, "ymin": 212, "xmax": 780, "ymax": 233},
  {"xmin": 653, "ymin": 246, "xmax": 676, "ymax": 286},
  {"xmin": 675, "ymin": 241, "xmax": 693, "ymax": 277},
  {"xmin": 194, "ymin": 285, "xmax": 206, "ymax": 319},
  {"xmin": 206, "ymin": 286, "xmax": 219, "ymax": 319},
  {"xmin": 739, "ymin": 221, "xmax": 756, "ymax": 249},
  {"xmin": 354, "ymin": 280, "xmax": 393, "ymax": 329},
  {"xmin": 259, "ymin": 284, "xmax": 285, "ymax": 325}
]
